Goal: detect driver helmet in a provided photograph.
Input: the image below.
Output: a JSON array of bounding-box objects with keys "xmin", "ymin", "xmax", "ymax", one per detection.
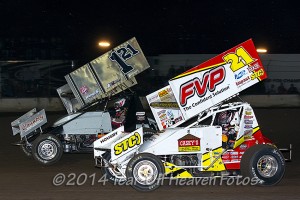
[
  {"xmin": 218, "ymin": 111, "xmax": 232, "ymax": 125},
  {"xmin": 114, "ymin": 101, "xmax": 121, "ymax": 109},
  {"xmin": 114, "ymin": 98, "xmax": 126, "ymax": 109}
]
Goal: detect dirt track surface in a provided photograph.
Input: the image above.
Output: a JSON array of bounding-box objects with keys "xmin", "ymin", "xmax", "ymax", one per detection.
[{"xmin": 1, "ymin": 109, "xmax": 299, "ymax": 200}]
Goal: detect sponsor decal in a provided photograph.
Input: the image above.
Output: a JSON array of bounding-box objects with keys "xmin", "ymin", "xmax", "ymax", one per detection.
[
  {"xmin": 179, "ymin": 66, "xmax": 225, "ymax": 106},
  {"xmin": 244, "ymin": 125, "xmax": 252, "ymax": 129},
  {"xmin": 114, "ymin": 132, "xmax": 141, "ymax": 155},
  {"xmin": 235, "ymin": 70, "xmax": 246, "ymax": 80},
  {"xmin": 236, "ymin": 76, "xmax": 250, "ymax": 86},
  {"xmin": 20, "ymin": 115, "xmax": 45, "ymax": 132},
  {"xmin": 178, "ymin": 134, "xmax": 200, "ymax": 152},
  {"xmin": 239, "ymin": 144, "xmax": 248, "ymax": 150},
  {"xmin": 251, "ymin": 69, "xmax": 264, "ymax": 80},
  {"xmin": 245, "ymin": 108, "xmax": 252, "ymax": 115},
  {"xmin": 80, "ymin": 85, "xmax": 89, "ymax": 94},
  {"xmin": 85, "ymin": 89, "xmax": 100, "ymax": 100},
  {"xmin": 148, "ymin": 93, "xmax": 159, "ymax": 102},
  {"xmin": 247, "ymin": 63, "xmax": 261, "ymax": 73},
  {"xmin": 107, "ymin": 78, "xmax": 121, "ymax": 88},
  {"xmin": 147, "ymin": 85, "xmax": 184, "ymax": 131},
  {"xmin": 158, "ymin": 112, "xmax": 167, "ymax": 121},
  {"xmin": 157, "ymin": 110, "xmax": 165, "ymax": 116},
  {"xmin": 244, "ymin": 115, "xmax": 253, "ymax": 119},
  {"xmin": 167, "ymin": 110, "xmax": 174, "ymax": 118},
  {"xmin": 223, "ymin": 150, "xmax": 244, "ymax": 162},
  {"xmin": 158, "ymin": 89, "xmax": 169, "ymax": 98},
  {"xmin": 174, "ymin": 116, "xmax": 183, "ymax": 124},
  {"xmin": 150, "ymin": 102, "xmax": 179, "ymax": 109},
  {"xmin": 100, "ymin": 132, "xmax": 117, "ymax": 143},
  {"xmin": 136, "ymin": 112, "xmax": 146, "ymax": 121},
  {"xmin": 244, "ymin": 120, "xmax": 253, "ymax": 124}
]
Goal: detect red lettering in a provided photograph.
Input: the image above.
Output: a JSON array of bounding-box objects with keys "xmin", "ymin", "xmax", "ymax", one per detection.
[
  {"xmin": 178, "ymin": 139, "xmax": 200, "ymax": 147},
  {"xmin": 179, "ymin": 66, "xmax": 225, "ymax": 106},
  {"xmin": 194, "ymin": 73, "xmax": 209, "ymax": 97},
  {"xmin": 180, "ymin": 82, "xmax": 195, "ymax": 106},
  {"xmin": 209, "ymin": 67, "xmax": 225, "ymax": 91}
]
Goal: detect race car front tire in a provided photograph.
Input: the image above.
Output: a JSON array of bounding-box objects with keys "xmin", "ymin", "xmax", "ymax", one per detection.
[
  {"xmin": 126, "ymin": 153, "xmax": 164, "ymax": 192},
  {"xmin": 32, "ymin": 134, "xmax": 63, "ymax": 165},
  {"xmin": 241, "ymin": 144, "xmax": 285, "ymax": 186},
  {"xmin": 20, "ymin": 144, "xmax": 32, "ymax": 157}
]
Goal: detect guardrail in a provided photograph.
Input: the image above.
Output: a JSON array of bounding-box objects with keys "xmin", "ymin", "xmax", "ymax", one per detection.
[
  {"xmin": 0, "ymin": 94, "xmax": 299, "ymax": 112},
  {"xmin": 0, "ymin": 97, "xmax": 64, "ymax": 112}
]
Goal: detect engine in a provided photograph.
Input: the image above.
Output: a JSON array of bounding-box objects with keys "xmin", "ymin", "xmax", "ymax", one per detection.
[
  {"xmin": 170, "ymin": 154, "xmax": 202, "ymax": 175},
  {"xmin": 62, "ymin": 134, "xmax": 97, "ymax": 152}
]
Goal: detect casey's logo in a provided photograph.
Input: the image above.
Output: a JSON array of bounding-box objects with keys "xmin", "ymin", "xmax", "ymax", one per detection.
[
  {"xmin": 179, "ymin": 66, "xmax": 225, "ymax": 106},
  {"xmin": 114, "ymin": 132, "xmax": 141, "ymax": 155},
  {"xmin": 178, "ymin": 134, "xmax": 200, "ymax": 152}
]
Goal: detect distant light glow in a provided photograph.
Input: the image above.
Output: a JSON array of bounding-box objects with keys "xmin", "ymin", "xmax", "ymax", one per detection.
[
  {"xmin": 98, "ymin": 41, "xmax": 110, "ymax": 47},
  {"xmin": 256, "ymin": 48, "xmax": 267, "ymax": 53}
]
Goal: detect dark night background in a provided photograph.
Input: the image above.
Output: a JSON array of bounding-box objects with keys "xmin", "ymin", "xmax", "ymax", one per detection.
[
  {"xmin": 0, "ymin": 0, "xmax": 300, "ymax": 62},
  {"xmin": 0, "ymin": 2, "xmax": 299, "ymax": 199}
]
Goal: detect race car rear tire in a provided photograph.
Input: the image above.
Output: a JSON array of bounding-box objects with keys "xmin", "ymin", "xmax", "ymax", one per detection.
[
  {"xmin": 126, "ymin": 153, "xmax": 164, "ymax": 192},
  {"xmin": 241, "ymin": 144, "xmax": 285, "ymax": 186},
  {"xmin": 32, "ymin": 134, "xmax": 63, "ymax": 165},
  {"xmin": 101, "ymin": 152, "xmax": 126, "ymax": 184}
]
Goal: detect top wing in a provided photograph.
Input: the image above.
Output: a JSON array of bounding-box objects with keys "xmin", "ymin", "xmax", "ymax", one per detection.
[
  {"xmin": 148, "ymin": 39, "xmax": 267, "ymax": 130},
  {"xmin": 64, "ymin": 37, "xmax": 149, "ymax": 108}
]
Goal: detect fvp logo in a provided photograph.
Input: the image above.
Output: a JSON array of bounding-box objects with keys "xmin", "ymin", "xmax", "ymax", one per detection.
[{"xmin": 179, "ymin": 66, "xmax": 225, "ymax": 106}]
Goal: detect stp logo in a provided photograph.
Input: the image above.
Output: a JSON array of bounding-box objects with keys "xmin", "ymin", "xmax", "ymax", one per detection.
[{"xmin": 179, "ymin": 66, "xmax": 225, "ymax": 106}]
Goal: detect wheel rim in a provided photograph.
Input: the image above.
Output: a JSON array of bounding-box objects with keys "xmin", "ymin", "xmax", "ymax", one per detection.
[
  {"xmin": 257, "ymin": 155, "xmax": 278, "ymax": 178},
  {"xmin": 133, "ymin": 160, "xmax": 158, "ymax": 185},
  {"xmin": 37, "ymin": 140, "xmax": 57, "ymax": 160}
]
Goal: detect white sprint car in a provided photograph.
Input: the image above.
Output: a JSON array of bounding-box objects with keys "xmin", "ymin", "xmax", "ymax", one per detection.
[{"xmin": 93, "ymin": 39, "xmax": 289, "ymax": 192}]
